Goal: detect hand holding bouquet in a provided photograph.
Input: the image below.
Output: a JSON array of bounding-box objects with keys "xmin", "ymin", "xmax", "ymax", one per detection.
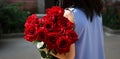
[{"xmin": 24, "ymin": 6, "xmax": 78, "ymax": 59}]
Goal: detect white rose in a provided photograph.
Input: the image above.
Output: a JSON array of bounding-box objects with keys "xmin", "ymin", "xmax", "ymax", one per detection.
[{"xmin": 37, "ymin": 41, "xmax": 44, "ymax": 49}]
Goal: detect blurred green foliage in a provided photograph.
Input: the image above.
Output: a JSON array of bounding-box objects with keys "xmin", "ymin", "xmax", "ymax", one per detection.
[
  {"xmin": 102, "ymin": 3, "xmax": 120, "ymax": 30},
  {"xmin": 0, "ymin": 2, "xmax": 30, "ymax": 33}
]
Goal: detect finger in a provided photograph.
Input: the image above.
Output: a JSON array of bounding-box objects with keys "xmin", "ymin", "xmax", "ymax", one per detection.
[{"xmin": 50, "ymin": 51, "xmax": 59, "ymax": 58}]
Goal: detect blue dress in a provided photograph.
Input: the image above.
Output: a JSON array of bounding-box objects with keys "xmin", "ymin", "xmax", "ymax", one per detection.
[{"xmin": 69, "ymin": 8, "xmax": 105, "ymax": 59}]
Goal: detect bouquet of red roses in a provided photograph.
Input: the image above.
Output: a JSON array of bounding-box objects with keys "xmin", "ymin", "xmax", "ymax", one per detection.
[{"xmin": 24, "ymin": 6, "xmax": 78, "ymax": 59}]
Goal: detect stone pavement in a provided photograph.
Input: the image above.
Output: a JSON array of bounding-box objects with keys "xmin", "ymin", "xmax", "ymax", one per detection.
[{"xmin": 0, "ymin": 33, "xmax": 120, "ymax": 59}]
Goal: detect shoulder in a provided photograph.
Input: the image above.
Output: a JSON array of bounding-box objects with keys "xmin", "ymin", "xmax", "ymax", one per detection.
[{"xmin": 64, "ymin": 9, "xmax": 75, "ymax": 23}]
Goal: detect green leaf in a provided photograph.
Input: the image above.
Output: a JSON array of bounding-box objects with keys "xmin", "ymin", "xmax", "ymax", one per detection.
[{"xmin": 40, "ymin": 51, "xmax": 47, "ymax": 58}]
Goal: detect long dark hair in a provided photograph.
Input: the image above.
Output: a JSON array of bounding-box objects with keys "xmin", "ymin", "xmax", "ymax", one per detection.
[{"xmin": 57, "ymin": 0, "xmax": 103, "ymax": 21}]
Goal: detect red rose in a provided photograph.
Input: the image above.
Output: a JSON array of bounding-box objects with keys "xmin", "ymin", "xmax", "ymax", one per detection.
[
  {"xmin": 36, "ymin": 27, "xmax": 47, "ymax": 41},
  {"xmin": 38, "ymin": 17, "xmax": 46, "ymax": 27},
  {"xmin": 57, "ymin": 17, "xmax": 67, "ymax": 28},
  {"xmin": 48, "ymin": 16, "xmax": 57, "ymax": 23},
  {"xmin": 24, "ymin": 25, "xmax": 37, "ymax": 42},
  {"xmin": 43, "ymin": 15, "xmax": 57, "ymax": 24},
  {"xmin": 56, "ymin": 36, "xmax": 71, "ymax": 54},
  {"xmin": 66, "ymin": 30, "xmax": 78, "ymax": 43},
  {"xmin": 44, "ymin": 21, "xmax": 54, "ymax": 32},
  {"xmin": 67, "ymin": 21, "xmax": 74, "ymax": 29},
  {"xmin": 25, "ymin": 14, "xmax": 39, "ymax": 27},
  {"xmin": 55, "ymin": 27, "xmax": 66, "ymax": 36},
  {"xmin": 41, "ymin": 16, "xmax": 50, "ymax": 22},
  {"xmin": 45, "ymin": 33, "xmax": 58, "ymax": 50},
  {"xmin": 57, "ymin": 17, "xmax": 73, "ymax": 29},
  {"xmin": 46, "ymin": 6, "xmax": 64, "ymax": 16}
]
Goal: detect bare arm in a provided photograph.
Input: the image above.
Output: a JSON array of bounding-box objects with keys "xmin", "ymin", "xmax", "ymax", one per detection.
[
  {"xmin": 65, "ymin": 43, "xmax": 75, "ymax": 59},
  {"xmin": 64, "ymin": 9, "xmax": 75, "ymax": 23}
]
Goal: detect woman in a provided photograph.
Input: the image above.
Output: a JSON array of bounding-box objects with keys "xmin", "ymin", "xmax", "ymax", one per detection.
[{"xmin": 51, "ymin": 0, "xmax": 105, "ymax": 59}]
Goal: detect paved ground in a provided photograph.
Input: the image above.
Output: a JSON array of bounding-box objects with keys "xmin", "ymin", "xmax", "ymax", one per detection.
[
  {"xmin": 0, "ymin": 37, "xmax": 41, "ymax": 59},
  {"xmin": 104, "ymin": 32, "xmax": 120, "ymax": 59},
  {"xmin": 0, "ymin": 33, "xmax": 120, "ymax": 59}
]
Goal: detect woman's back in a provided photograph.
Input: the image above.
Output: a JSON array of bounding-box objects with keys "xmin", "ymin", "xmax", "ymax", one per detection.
[{"xmin": 70, "ymin": 8, "xmax": 105, "ymax": 59}]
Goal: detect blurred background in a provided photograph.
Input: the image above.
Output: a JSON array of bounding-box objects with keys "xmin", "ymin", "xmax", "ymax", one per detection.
[{"xmin": 0, "ymin": 0, "xmax": 120, "ymax": 59}]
